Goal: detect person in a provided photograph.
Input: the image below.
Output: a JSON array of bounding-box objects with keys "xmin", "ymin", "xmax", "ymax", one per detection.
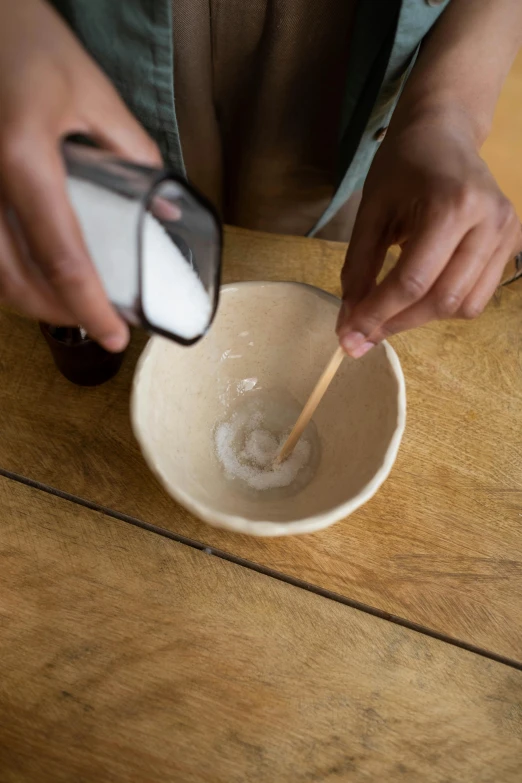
[{"xmin": 0, "ymin": 0, "xmax": 520, "ymax": 358}]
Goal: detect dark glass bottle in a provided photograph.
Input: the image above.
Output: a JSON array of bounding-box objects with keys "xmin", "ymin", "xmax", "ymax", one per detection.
[{"xmin": 40, "ymin": 324, "xmax": 125, "ymax": 386}]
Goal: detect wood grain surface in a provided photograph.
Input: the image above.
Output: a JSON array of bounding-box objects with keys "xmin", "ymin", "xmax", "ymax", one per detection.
[
  {"xmin": 1, "ymin": 52, "xmax": 521, "ymax": 666},
  {"xmin": 1, "ymin": 231, "xmax": 521, "ymax": 664},
  {"xmin": 1, "ymin": 475, "xmax": 521, "ymax": 783}
]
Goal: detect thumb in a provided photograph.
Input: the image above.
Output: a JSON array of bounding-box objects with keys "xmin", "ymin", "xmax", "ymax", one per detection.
[{"xmin": 337, "ymin": 202, "xmax": 389, "ymax": 333}]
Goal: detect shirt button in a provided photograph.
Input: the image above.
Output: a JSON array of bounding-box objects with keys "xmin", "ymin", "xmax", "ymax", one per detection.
[{"xmin": 374, "ymin": 126, "xmax": 388, "ymax": 142}]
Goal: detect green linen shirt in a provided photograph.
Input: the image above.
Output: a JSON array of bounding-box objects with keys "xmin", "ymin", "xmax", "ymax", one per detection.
[{"xmin": 50, "ymin": 0, "xmax": 451, "ymax": 234}]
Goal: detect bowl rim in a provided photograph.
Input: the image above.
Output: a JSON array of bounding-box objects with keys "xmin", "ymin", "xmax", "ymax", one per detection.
[{"xmin": 131, "ymin": 281, "xmax": 406, "ymax": 537}]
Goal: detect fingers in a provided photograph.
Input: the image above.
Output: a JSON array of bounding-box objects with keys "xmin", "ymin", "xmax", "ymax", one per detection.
[
  {"xmin": 337, "ymin": 202, "xmax": 391, "ymax": 329},
  {"xmin": 0, "ymin": 206, "xmax": 75, "ymax": 323},
  {"xmin": 339, "ymin": 213, "xmax": 475, "ymax": 353},
  {"xmin": 356, "ymin": 225, "xmax": 494, "ymax": 345},
  {"xmin": 0, "ymin": 0, "xmax": 162, "ymax": 345},
  {"xmin": 459, "ymin": 229, "xmax": 520, "ymax": 318},
  {"xmin": 0, "ymin": 132, "xmax": 129, "ymax": 351},
  {"xmin": 338, "ymin": 202, "xmax": 520, "ymax": 357},
  {"xmin": 150, "ymin": 195, "xmax": 182, "ymax": 224},
  {"xmin": 349, "ymin": 225, "xmax": 518, "ymax": 349}
]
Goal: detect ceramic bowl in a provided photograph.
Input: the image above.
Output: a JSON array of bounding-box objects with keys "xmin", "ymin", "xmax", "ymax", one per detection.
[{"xmin": 131, "ymin": 282, "xmax": 406, "ymax": 536}]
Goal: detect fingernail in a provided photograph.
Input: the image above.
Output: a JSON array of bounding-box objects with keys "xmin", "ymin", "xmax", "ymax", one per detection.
[
  {"xmin": 351, "ymin": 341, "xmax": 374, "ymax": 359},
  {"xmin": 103, "ymin": 332, "xmax": 128, "ymax": 353},
  {"xmin": 340, "ymin": 330, "xmax": 366, "ymax": 352}
]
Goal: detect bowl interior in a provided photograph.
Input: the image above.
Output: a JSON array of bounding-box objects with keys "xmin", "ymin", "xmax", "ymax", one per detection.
[{"xmin": 132, "ymin": 282, "xmax": 404, "ymax": 531}]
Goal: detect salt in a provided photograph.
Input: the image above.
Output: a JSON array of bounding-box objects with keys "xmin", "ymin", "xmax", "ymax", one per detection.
[
  {"xmin": 214, "ymin": 394, "xmax": 319, "ymax": 493},
  {"xmin": 67, "ymin": 177, "xmax": 211, "ymax": 339},
  {"xmin": 141, "ymin": 213, "xmax": 211, "ymax": 339}
]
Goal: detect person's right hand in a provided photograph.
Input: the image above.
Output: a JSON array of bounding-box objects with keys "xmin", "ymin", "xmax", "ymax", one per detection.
[{"xmin": 0, "ymin": 0, "xmax": 162, "ymax": 351}]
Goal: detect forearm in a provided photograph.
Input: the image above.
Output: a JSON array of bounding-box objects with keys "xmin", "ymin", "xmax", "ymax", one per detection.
[{"xmin": 391, "ymin": 0, "xmax": 522, "ymax": 148}]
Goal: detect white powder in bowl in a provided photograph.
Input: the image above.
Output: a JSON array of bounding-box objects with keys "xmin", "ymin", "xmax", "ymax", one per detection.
[
  {"xmin": 67, "ymin": 176, "xmax": 211, "ymax": 339},
  {"xmin": 214, "ymin": 395, "xmax": 318, "ymax": 493}
]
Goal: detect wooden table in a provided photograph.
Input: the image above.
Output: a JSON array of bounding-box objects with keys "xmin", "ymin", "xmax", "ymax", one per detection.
[
  {"xmin": 1, "ymin": 477, "xmax": 522, "ymax": 782},
  {"xmin": 1, "ymin": 227, "xmax": 522, "ymax": 663},
  {"xmin": 2, "ymin": 52, "xmax": 522, "ymax": 783},
  {"xmin": 1, "ymin": 226, "xmax": 521, "ymax": 780}
]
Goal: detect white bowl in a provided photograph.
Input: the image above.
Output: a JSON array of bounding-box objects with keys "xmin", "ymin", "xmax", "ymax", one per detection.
[{"xmin": 131, "ymin": 282, "xmax": 406, "ymax": 536}]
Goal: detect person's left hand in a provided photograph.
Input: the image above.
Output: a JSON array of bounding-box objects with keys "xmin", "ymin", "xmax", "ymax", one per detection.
[{"xmin": 337, "ymin": 115, "xmax": 522, "ymax": 358}]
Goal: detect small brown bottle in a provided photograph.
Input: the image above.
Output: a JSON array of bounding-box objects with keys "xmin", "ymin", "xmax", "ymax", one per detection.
[{"xmin": 40, "ymin": 324, "xmax": 125, "ymax": 386}]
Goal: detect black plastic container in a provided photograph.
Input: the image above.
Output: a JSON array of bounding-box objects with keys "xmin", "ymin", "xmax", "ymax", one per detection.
[{"xmin": 40, "ymin": 324, "xmax": 125, "ymax": 386}]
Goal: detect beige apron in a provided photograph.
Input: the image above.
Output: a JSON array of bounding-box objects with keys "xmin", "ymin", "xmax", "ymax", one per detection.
[{"xmin": 172, "ymin": 0, "xmax": 360, "ymax": 240}]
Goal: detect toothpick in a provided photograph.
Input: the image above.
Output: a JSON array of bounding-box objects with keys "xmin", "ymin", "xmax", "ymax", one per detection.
[{"xmin": 275, "ymin": 346, "xmax": 345, "ymax": 465}]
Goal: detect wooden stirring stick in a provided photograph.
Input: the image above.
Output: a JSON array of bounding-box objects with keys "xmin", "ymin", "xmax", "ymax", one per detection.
[{"xmin": 275, "ymin": 345, "xmax": 345, "ymax": 465}]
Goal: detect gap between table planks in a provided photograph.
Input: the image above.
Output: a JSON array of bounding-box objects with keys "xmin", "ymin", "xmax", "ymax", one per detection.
[{"xmin": 1, "ymin": 475, "xmax": 521, "ymax": 783}]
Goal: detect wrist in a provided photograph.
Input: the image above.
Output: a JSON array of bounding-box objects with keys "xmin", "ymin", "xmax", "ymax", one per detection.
[{"xmin": 390, "ymin": 91, "xmax": 491, "ymax": 151}]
